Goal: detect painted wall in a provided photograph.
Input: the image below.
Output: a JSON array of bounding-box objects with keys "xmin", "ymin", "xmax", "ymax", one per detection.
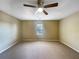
[
  {"xmin": 0, "ymin": 11, "xmax": 21, "ymax": 53},
  {"xmin": 22, "ymin": 20, "xmax": 59, "ymax": 41},
  {"xmin": 60, "ymin": 12, "xmax": 79, "ymax": 52}
]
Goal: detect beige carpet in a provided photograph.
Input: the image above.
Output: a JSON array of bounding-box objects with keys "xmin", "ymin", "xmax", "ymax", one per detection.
[{"xmin": 0, "ymin": 41, "xmax": 79, "ymax": 59}]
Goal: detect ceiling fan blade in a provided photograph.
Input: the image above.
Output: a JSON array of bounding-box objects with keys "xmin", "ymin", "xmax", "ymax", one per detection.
[
  {"xmin": 43, "ymin": 10, "xmax": 48, "ymax": 15},
  {"xmin": 44, "ymin": 3, "xmax": 58, "ymax": 8},
  {"xmin": 24, "ymin": 4, "xmax": 36, "ymax": 8}
]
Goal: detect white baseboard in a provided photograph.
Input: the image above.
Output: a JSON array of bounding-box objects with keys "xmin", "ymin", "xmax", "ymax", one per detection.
[
  {"xmin": 22, "ymin": 39, "xmax": 59, "ymax": 42},
  {"xmin": 0, "ymin": 41, "xmax": 18, "ymax": 54},
  {"xmin": 60, "ymin": 40, "xmax": 79, "ymax": 53}
]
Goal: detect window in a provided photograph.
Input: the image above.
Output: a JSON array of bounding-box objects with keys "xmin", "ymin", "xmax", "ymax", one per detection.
[{"xmin": 36, "ymin": 23, "xmax": 44, "ymax": 36}]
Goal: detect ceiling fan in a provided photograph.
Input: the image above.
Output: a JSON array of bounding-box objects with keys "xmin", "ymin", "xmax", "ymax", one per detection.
[{"xmin": 23, "ymin": 0, "xmax": 58, "ymax": 15}]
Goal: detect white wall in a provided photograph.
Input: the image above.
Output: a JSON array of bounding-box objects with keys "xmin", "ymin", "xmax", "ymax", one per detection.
[
  {"xmin": 60, "ymin": 12, "xmax": 79, "ymax": 52},
  {"xmin": 0, "ymin": 11, "xmax": 21, "ymax": 53}
]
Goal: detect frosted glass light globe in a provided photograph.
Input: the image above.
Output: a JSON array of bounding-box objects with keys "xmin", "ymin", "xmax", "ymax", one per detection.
[{"xmin": 37, "ymin": 8, "xmax": 43, "ymax": 12}]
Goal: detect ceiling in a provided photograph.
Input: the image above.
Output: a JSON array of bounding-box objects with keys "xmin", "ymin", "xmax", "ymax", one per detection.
[{"xmin": 0, "ymin": 0, "xmax": 79, "ymax": 20}]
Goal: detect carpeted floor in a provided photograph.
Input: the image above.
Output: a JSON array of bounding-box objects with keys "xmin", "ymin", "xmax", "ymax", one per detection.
[{"xmin": 0, "ymin": 41, "xmax": 79, "ymax": 59}]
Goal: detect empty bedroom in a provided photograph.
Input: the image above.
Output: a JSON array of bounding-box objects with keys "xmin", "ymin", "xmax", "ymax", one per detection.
[{"xmin": 0, "ymin": 0, "xmax": 79, "ymax": 59}]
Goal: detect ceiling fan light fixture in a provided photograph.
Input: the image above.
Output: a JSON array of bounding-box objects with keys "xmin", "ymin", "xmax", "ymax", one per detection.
[
  {"xmin": 37, "ymin": 8, "xmax": 43, "ymax": 12},
  {"xmin": 23, "ymin": 0, "xmax": 58, "ymax": 15}
]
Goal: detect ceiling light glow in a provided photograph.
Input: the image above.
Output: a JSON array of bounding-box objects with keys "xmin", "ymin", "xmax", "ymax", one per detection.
[{"xmin": 37, "ymin": 8, "xmax": 43, "ymax": 12}]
